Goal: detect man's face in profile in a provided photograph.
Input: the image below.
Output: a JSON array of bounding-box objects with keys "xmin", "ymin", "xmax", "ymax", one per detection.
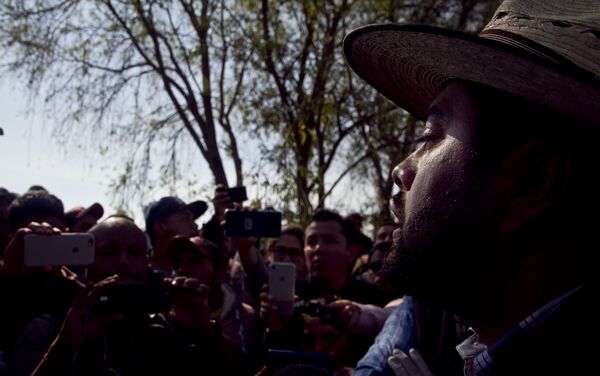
[
  {"xmin": 160, "ymin": 209, "xmax": 199, "ymax": 239},
  {"xmin": 382, "ymin": 82, "xmax": 490, "ymax": 308}
]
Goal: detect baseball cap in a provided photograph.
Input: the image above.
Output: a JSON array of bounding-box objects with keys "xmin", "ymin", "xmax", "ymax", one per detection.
[
  {"xmin": 65, "ymin": 202, "xmax": 104, "ymax": 228},
  {"xmin": 166, "ymin": 235, "xmax": 220, "ymax": 262},
  {"xmin": 144, "ymin": 196, "xmax": 207, "ymax": 234}
]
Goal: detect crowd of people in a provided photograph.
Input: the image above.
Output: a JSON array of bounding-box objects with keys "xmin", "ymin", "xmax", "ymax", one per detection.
[
  {"xmin": 1, "ymin": 0, "xmax": 597, "ymax": 375},
  {"xmin": 0, "ymin": 185, "xmax": 406, "ymax": 375}
]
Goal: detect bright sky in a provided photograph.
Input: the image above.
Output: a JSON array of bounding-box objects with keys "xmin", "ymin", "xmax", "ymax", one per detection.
[
  {"xmin": 0, "ymin": 81, "xmax": 121, "ymax": 216},
  {"xmin": 0, "ymin": 80, "xmax": 221, "ymax": 227},
  {"xmin": 1, "ymin": 79, "xmax": 380, "ymax": 232}
]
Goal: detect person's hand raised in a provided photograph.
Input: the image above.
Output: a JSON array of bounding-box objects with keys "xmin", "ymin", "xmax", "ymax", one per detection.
[
  {"xmin": 166, "ymin": 276, "xmax": 213, "ymax": 335},
  {"xmin": 259, "ymin": 283, "xmax": 298, "ymax": 332},
  {"xmin": 1, "ymin": 221, "xmax": 61, "ymax": 278},
  {"xmin": 213, "ymin": 185, "xmax": 233, "ymax": 221}
]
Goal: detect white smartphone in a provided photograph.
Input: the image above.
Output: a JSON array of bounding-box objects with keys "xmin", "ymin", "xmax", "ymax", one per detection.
[
  {"xmin": 268, "ymin": 261, "xmax": 296, "ymax": 316},
  {"xmin": 24, "ymin": 233, "xmax": 95, "ymax": 267}
]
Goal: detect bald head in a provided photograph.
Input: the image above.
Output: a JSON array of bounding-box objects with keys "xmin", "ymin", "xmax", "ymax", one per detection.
[
  {"xmin": 87, "ymin": 217, "xmax": 149, "ymax": 282},
  {"xmin": 90, "ymin": 216, "xmax": 143, "ymax": 238}
]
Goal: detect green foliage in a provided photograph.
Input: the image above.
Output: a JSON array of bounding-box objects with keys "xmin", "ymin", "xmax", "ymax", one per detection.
[{"xmin": 0, "ymin": 0, "xmax": 501, "ymax": 225}]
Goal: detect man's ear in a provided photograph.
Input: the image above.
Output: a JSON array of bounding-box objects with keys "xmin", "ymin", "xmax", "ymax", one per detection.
[{"xmin": 494, "ymin": 140, "xmax": 571, "ymax": 235}]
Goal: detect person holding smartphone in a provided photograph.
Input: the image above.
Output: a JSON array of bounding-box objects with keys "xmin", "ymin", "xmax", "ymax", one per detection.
[
  {"xmin": 259, "ymin": 209, "xmax": 392, "ymax": 373},
  {"xmin": 0, "ymin": 190, "xmax": 79, "ymax": 367},
  {"xmin": 144, "ymin": 196, "xmax": 208, "ymax": 274},
  {"xmin": 8, "ymin": 216, "xmax": 243, "ymax": 376}
]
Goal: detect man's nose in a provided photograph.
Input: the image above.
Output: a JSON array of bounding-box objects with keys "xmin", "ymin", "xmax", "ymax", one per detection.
[
  {"xmin": 392, "ymin": 156, "xmax": 417, "ymax": 192},
  {"xmin": 117, "ymin": 251, "xmax": 131, "ymax": 267},
  {"xmin": 312, "ymin": 241, "xmax": 326, "ymax": 255}
]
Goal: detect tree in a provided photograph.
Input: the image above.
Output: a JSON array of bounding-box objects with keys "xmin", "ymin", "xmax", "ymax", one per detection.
[
  {"xmin": 237, "ymin": 0, "xmax": 499, "ymax": 224},
  {"xmin": 0, "ymin": 0, "xmax": 250, "ymax": 208},
  {"xmin": 1, "ymin": 0, "xmax": 500, "ymax": 223}
]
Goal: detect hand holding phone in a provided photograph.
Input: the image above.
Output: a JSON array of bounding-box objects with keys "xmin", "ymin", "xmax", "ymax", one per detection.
[
  {"xmin": 294, "ymin": 300, "xmax": 339, "ymax": 323},
  {"xmin": 24, "ymin": 233, "xmax": 95, "ymax": 267},
  {"xmin": 2, "ymin": 222, "xmax": 62, "ymax": 277},
  {"xmin": 168, "ymin": 277, "xmax": 211, "ymax": 332},
  {"xmin": 268, "ymin": 262, "xmax": 296, "ymax": 316},
  {"xmin": 225, "ymin": 186, "xmax": 247, "ymax": 203}
]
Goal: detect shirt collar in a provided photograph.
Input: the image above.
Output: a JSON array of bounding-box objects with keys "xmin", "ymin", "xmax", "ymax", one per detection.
[{"xmin": 455, "ymin": 286, "xmax": 581, "ymax": 376}]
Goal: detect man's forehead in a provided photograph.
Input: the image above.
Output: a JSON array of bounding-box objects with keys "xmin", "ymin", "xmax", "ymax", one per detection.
[
  {"xmin": 277, "ymin": 235, "xmax": 302, "ymax": 249},
  {"xmin": 305, "ymin": 220, "xmax": 343, "ymax": 236},
  {"xmin": 92, "ymin": 220, "xmax": 145, "ymax": 243}
]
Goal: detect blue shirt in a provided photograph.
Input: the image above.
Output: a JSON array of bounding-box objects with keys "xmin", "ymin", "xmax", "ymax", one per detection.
[{"xmin": 353, "ymin": 296, "xmax": 416, "ymax": 376}]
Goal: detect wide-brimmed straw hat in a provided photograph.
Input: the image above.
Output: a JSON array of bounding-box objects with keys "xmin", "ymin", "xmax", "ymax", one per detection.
[{"xmin": 343, "ymin": 0, "xmax": 600, "ymax": 127}]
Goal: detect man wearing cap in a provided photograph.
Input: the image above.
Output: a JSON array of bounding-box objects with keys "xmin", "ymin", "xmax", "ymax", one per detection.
[
  {"xmin": 166, "ymin": 235, "xmax": 262, "ymax": 371},
  {"xmin": 21, "ymin": 217, "xmax": 243, "ymax": 376},
  {"xmin": 345, "ymin": 0, "xmax": 597, "ymax": 374},
  {"xmin": 144, "ymin": 196, "xmax": 207, "ymax": 274},
  {"xmin": 64, "ymin": 202, "xmax": 104, "ymax": 233}
]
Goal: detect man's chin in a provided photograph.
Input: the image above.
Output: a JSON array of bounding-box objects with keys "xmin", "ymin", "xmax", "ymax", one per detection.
[{"xmin": 380, "ymin": 230, "xmax": 482, "ymax": 314}]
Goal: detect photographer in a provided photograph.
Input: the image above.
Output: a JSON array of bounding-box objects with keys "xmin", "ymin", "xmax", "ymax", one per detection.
[
  {"xmin": 0, "ymin": 191, "xmax": 80, "ymax": 373},
  {"xmin": 10, "ymin": 216, "xmax": 241, "ymax": 376},
  {"xmin": 259, "ymin": 210, "xmax": 393, "ymax": 373},
  {"xmin": 167, "ymin": 234, "xmax": 262, "ymax": 367}
]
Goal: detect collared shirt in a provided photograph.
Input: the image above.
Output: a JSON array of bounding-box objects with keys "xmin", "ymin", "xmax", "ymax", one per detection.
[{"xmin": 455, "ymin": 287, "xmax": 581, "ymax": 376}]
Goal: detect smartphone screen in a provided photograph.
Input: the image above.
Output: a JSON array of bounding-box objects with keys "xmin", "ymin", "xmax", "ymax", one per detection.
[{"xmin": 224, "ymin": 210, "xmax": 281, "ymax": 238}]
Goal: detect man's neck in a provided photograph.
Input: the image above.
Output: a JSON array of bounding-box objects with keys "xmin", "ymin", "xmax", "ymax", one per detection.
[
  {"xmin": 467, "ymin": 236, "xmax": 582, "ymax": 345},
  {"xmin": 330, "ymin": 274, "xmax": 348, "ymax": 297}
]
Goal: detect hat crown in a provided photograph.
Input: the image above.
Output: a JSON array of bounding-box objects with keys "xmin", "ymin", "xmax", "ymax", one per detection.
[{"xmin": 482, "ymin": 0, "xmax": 600, "ymax": 75}]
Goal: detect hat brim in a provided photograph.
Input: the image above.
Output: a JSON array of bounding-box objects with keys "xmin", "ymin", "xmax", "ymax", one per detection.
[
  {"xmin": 343, "ymin": 24, "xmax": 600, "ymax": 127},
  {"xmin": 166, "ymin": 236, "xmax": 214, "ymax": 260},
  {"xmin": 82, "ymin": 202, "xmax": 104, "ymax": 220},
  {"xmin": 185, "ymin": 200, "xmax": 208, "ymax": 220}
]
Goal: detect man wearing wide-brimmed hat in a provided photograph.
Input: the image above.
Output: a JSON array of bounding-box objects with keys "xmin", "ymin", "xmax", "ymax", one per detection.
[{"xmin": 345, "ymin": 0, "xmax": 598, "ymax": 374}]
